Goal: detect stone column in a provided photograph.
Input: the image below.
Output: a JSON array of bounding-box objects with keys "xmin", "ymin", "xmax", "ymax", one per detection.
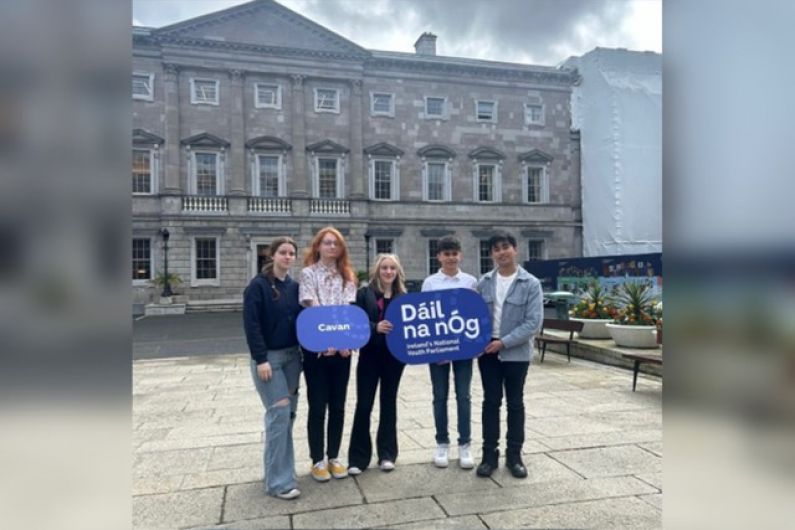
[
  {"xmin": 162, "ymin": 63, "xmax": 182, "ymax": 194},
  {"xmin": 227, "ymin": 69, "xmax": 246, "ymax": 196},
  {"xmin": 349, "ymin": 79, "xmax": 365, "ymax": 199},
  {"xmin": 290, "ymin": 74, "xmax": 308, "ymax": 197}
]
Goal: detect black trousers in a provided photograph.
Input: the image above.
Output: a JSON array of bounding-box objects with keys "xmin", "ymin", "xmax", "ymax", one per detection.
[
  {"xmin": 302, "ymin": 350, "xmax": 351, "ymax": 463},
  {"xmin": 348, "ymin": 347, "xmax": 405, "ymax": 469},
  {"xmin": 477, "ymin": 354, "xmax": 529, "ymax": 462}
]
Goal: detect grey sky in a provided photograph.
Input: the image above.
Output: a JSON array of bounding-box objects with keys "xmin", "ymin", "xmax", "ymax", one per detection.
[{"xmin": 132, "ymin": 0, "xmax": 661, "ymax": 66}]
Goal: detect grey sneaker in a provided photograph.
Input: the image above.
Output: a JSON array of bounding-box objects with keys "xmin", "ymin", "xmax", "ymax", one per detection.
[
  {"xmin": 433, "ymin": 444, "xmax": 449, "ymax": 468},
  {"xmin": 348, "ymin": 465, "xmax": 362, "ymax": 476},
  {"xmin": 276, "ymin": 488, "xmax": 300, "ymax": 500},
  {"xmin": 379, "ymin": 460, "xmax": 395, "ymax": 472}
]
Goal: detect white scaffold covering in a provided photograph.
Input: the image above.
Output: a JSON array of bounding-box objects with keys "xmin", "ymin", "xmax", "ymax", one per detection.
[{"xmin": 564, "ymin": 48, "xmax": 662, "ymax": 257}]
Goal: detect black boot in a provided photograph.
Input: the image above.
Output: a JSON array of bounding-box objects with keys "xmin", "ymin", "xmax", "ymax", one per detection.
[
  {"xmin": 476, "ymin": 449, "xmax": 499, "ymax": 478},
  {"xmin": 506, "ymin": 452, "xmax": 527, "ymax": 478}
]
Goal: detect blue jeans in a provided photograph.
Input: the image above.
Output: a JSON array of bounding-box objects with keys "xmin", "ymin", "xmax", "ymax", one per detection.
[
  {"xmin": 429, "ymin": 359, "xmax": 472, "ymax": 446},
  {"xmin": 250, "ymin": 347, "xmax": 302, "ymax": 496}
]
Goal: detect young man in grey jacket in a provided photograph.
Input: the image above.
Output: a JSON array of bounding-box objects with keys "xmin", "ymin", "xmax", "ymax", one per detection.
[{"xmin": 475, "ymin": 231, "xmax": 544, "ymax": 478}]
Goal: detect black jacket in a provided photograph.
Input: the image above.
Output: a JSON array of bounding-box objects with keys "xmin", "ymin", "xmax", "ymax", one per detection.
[
  {"xmin": 355, "ymin": 285, "xmax": 403, "ymax": 355},
  {"xmin": 243, "ymin": 274, "xmax": 302, "ymax": 364}
]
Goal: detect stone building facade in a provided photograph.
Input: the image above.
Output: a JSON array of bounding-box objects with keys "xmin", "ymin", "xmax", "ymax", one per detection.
[{"xmin": 132, "ymin": 0, "xmax": 581, "ymax": 310}]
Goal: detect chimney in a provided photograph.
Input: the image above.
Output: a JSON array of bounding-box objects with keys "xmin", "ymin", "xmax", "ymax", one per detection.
[{"xmin": 414, "ymin": 32, "xmax": 437, "ymax": 56}]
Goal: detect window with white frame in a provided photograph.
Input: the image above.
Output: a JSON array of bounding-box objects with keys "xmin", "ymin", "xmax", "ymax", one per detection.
[
  {"xmin": 193, "ymin": 237, "xmax": 219, "ymax": 285},
  {"xmin": 132, "ymin": 149, "xmax": 154, "ymax": 194},
  {"xmin": 255, "ymin": 83, "xmax": 281, "ymax": 109},
  {"xmin": 193, "ymin": 152, "xmax": 220, "ymax": 196},
  {"xmin": 314, "ymin": 88, "xmax": 339, "ymax": 113},
  {"xmin": 374, "ymin": 238, "xmax": 394, "ymax": 256},
  {"xmin": 527, "ymin": 240, "xmax": 545, "ymax": 261},
  {"xmin": 476, "ymin": 100, "xmax": 496, "ymax": 122},
  {"xmin": 424, "ymin": 161, "xmax": 449, "ymax": 201},
  {"xmin": 317, "ymin": 157, "xmax": 340, "ymax": 198},
  {"xmin": 132, "ymin": 238, "xmax": 152, "ymax": 282},
  {"xmin": 370, "ymin": 159, "xmax": 397, "ymax": 200},
  {"xmin": 479, "ymin": 240, "xmax": 493, "ymax": 275},
  {"xmin": 371, "ymin": 92, "xmax": 394, "ymax": 116},
  {"xmin": 526, "ymin": 166, "xmax": 547, "ymax": 203},
  {"xmin": 428, "ymin": 239, "xmax": 440, "ymax": 275},
  {"xmin": 477, "ymin": 164, "xmax": 497, "ymax": 202},
  {"xmin": 425, "ymin": 96, "xmax": 446, "ymax": 118},
  {"xmin": 132, "ymin": 72, "xmax": 154, "ymax": 101},
  {"xmin": 256, "ymin": 154, "xmax": 282, "ymax": 197},
  {"xmin": 524, "ymin": 103, "xmax": 543, "ymax": 125},
  {"xmin": 191, "ymin": 78, "xmax": 219, "ymax": 105}
]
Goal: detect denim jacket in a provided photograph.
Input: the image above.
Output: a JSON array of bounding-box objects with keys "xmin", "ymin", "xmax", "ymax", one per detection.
[{"xmin": 477, "ymin": 266, "xmax": 544, "ymax": 362}]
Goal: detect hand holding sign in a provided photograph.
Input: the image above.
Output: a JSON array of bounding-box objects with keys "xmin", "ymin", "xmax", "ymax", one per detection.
[
  {"xmin": 296, "ymin": 305, "xmax": 371, "ymax": 352},
  {"xmin": 385, "ymin": 288, "xmax": 491, "ymax": 364}
]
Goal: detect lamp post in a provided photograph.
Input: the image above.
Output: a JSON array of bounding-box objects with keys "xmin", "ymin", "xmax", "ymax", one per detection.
[
  {"xmin": 364, "ymin": 232, "xmax": 371, "ymax": 275},
  {"xmin": 160, "ymin": 228, "xmax": 173, "ymax": 298}
]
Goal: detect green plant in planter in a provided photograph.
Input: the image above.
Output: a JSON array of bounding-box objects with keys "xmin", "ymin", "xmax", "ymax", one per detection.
[
  {"xmin": 571, "ymin": 282, "xmax": 616, "ymax": 319},
  {"xmin": 356, "ymin": 270, "xmax": 369, "ymax": 285},
  {"xmin": 153, "ymin": 272, "xmax": 183, "ymax": 291},
  {"xmin": 612, "ymin": 282, "xmax": 660, "ymax": 326}
]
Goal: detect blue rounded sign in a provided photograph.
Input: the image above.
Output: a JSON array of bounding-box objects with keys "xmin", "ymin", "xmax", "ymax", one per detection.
[
  {"xmin": 296, "ymin": 305, "xmax": 371, "ymax": 352},
  {"xmin": 384, "ymin": 288, "xmax": 492, "ymax": 365}
]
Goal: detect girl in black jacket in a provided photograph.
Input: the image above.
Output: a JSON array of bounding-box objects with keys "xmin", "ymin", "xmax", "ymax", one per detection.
[{"xmin": 347, "ymin": 253, "xmax": 408, "ymax": 474}]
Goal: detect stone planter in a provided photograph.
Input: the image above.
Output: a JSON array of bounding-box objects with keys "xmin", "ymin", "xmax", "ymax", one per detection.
[
  {"xmin": 570, "ymin": 317, "xmax": 613, "ymax": 339},
  {"xmin": 606, "ymin": 323, "xmax": 659, "ymax": 349}
]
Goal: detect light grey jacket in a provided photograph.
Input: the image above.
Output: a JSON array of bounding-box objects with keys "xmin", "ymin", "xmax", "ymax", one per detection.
[{"xmin": 477, "ymin": 266, "xmax": 544, "ymax": 362}]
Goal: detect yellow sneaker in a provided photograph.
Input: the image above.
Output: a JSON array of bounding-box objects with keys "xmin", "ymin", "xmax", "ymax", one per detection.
[
  {"xmin": 311, "ymin": 460, "xmax": 331, "ymax": 482},
  {"xmin": 329, "ymin": 458, "xmax": 348, "ymax": 479}
]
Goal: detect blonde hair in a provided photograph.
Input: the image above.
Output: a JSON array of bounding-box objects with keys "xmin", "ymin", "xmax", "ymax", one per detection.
[{"xmin": 369, "ymin": 253, "xmax": 407, "ymax": 295}]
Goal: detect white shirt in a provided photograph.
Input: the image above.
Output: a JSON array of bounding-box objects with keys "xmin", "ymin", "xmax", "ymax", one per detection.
[
  {"xmin": 492, "ymin": 271, "xmax": 517, "ymax": 338},
  {"xmin": 421, "ymin": 269, "xmax": 478, "ymax": 292}
]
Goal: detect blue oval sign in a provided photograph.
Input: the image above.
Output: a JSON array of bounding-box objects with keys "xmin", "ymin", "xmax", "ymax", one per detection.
[
  {"xmin": 384, "ymin": 288, "xmax": 492, "ymax": 364},
  {"xmin": 296, "ymin": 305, "xmax": 371, "ymax": 352}
]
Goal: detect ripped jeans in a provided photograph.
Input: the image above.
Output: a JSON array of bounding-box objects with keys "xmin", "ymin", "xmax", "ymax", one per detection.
[{"xmin": 250, "ymin": 346, "xmax": 302, "ymax": 496}]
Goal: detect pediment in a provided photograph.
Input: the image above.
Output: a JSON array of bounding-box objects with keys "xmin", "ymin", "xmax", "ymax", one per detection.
[
  {"xmin": 155, "ymin": 0, "xmax": 365, "ymax": 57},
  {"xmin": 181, "ymin": 132, "xmax": 230, "ymax": 148},
  {"xmin": 306, "ymin": 139, "xmax": 349, "ymax": 154},
  {"xmin": 468, "ymin": 147, "xmax": 505, "ymax": 160},
  {"xmin": 246, "ymin": 135, "xmax": 292, "ymax": 151},
  {"xmin": 363, "ymin": 142, "xmax": 404, "ymax": 157},
  {"xmin": 417, "ymin": 144, "xmax": 456, "ymax": 159},
  {"xmin": 133, "ymin": 128, "xmax": 164, "ymax": 145},
  {"xmin": 518, "ymin": 149, "xmax": 554, "ymax": 163}
]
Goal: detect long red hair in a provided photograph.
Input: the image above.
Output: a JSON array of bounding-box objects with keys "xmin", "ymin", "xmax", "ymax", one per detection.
[{"xmin": 303, "ymin": 226, "xmax": 357, "ymax": 286}]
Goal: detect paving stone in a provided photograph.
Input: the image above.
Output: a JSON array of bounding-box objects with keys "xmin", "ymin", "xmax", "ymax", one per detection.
[
  {"xmin": 137, "ymin": 433, "xmax": 261, "ymax": 452},
  {"xmin": 587, "ymin": 409, "xmax": 663, "ymax": 430},
  {"xmin": 185, "ymin": 515, "xmax": 291, "ymax": 530},
  {"xmin": 639, "ymin": 493, "xmax": 663, "ymax": 510},
  {"xmin": 207, "ymin": 443, "xmax": 262, "ymax": 470},
  {"xmin": 181, "ymin": 466, "xmax": 262, "ymax": 489},
  {"xmin": 538, "ymin": 428, "xmax": 662, "ymax": 451},
  {"xmin": 549, "ymin": 445, "xmax": 662, "ymax": 478},
  {"xmin": 635, "ymin": 472, "xmax": 662, "ymax": 490},
  {"xmin": 480, "ymin": 496, "xmax": 662, "ymax": 529},
  {"xmin": 134, "ymin": 447, "xmax": 213, "ymax": 476},
  {"xmin": 355, "ymin": 461, "xmax": 498, "ymax": 502},
  {"xmin": 224, "ymin": 476, "xmax": 363, "ymax": 521},
  {"xmin": 489, "ymin": 453, "xmax": 584, "ymax": 487},
  {"xmin": 293, "ymin": 497, "xmax": 445, "ymax": 529},
  {"xmin": 526, "ymin": 415, "xmax": 619, "ymax": 437},
  {"xmin": 436, "ymin": 476, "xmax": 656, "ymax": 516},
  {"xmin": 376, "ymin": 515, "xmax": 486, "ymax": 529},
  {"xmin": 132, "ymin": 474, "xmax": 185, "ymax": 495},
  {"xmin": 639, "ymin": 440, "xmax": 663, "ymax": 457},
  {"xmin": 133, "ymin": 487, "xmax": 224, "ymax": 529},
  {"xmin": 165, "ymin": 421, "xmax": 262, "ymax": 439}
]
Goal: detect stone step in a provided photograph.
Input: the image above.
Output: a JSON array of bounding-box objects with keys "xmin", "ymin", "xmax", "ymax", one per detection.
[{"xmin": 185, "ymin": 298, "xmax": 243, "ymax": 313}]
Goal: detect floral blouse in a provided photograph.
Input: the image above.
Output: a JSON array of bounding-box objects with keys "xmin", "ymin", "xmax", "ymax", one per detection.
[{"xmin": 299, "ymin": 261, "xmax": 356, "ymax": 306}]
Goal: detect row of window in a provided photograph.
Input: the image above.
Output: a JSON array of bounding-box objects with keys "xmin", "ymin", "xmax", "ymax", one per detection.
[
  {"xmin": 133, "ymin": 149, "xmax": 549, "ymax": 203},
  {"xmin": 132, "ymin": 237, "xmax": 545, "ymax": 285},
  {"xmin": 132, "ymin": 73, "xmax": 545, "ymax": 125}
]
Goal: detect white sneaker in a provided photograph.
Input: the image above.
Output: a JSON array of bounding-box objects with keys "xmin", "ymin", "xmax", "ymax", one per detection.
[
  {"xmin": 458, "ymin": 443, "xmax": 474, "ymax": 469},
  {"xmin": 348, "ymin": 466, "xmax": 362, "ymax": 476},
  {"xmin": 433, "ymin": 444, "xmax": 449, "ymax": 468},
  {"xmin": 276, "ymin": 488, "xmax": 300, "ymax": 500},
  {"xmin": 380, "ymin": 460, "xmax": 395, "ymax": 472}
]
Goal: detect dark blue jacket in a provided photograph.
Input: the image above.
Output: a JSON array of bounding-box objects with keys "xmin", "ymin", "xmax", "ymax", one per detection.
[{"xmin": 243, "ymin": 273, "xmax": 302, "ymax": 364}]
